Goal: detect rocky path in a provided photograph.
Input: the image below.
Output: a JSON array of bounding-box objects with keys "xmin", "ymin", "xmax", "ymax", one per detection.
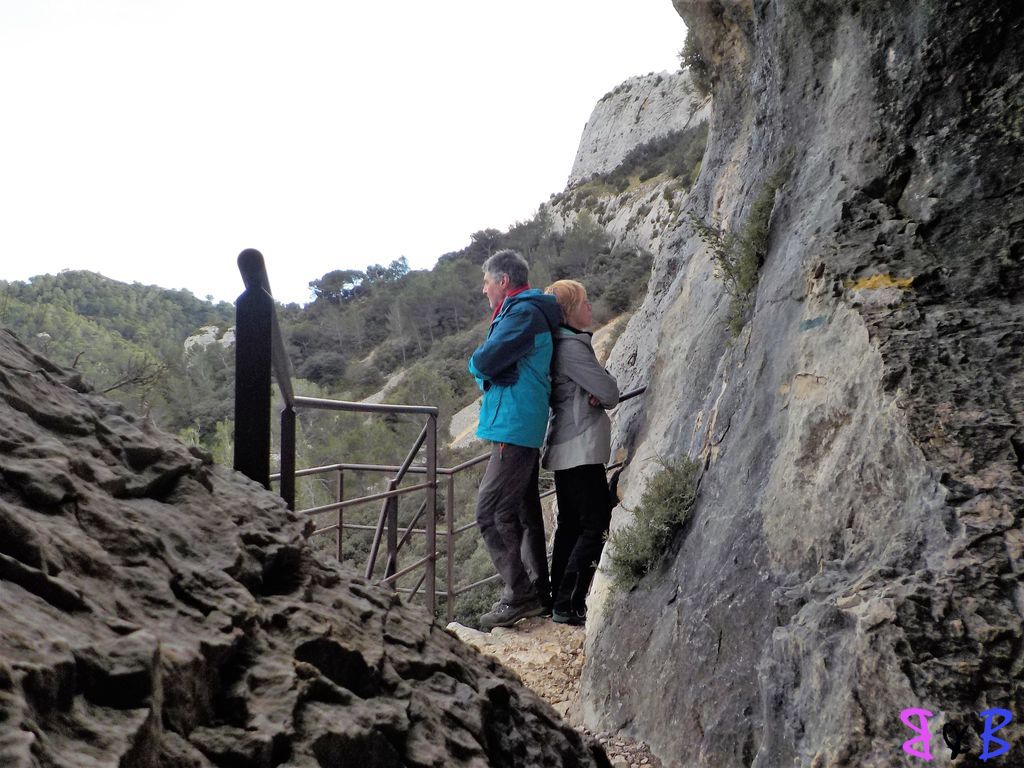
[{"xmin": 448, "ymin": 617, "xmax": 663, "ymax": 768}]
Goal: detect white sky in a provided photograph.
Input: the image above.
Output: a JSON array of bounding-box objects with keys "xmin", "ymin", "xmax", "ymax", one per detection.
[{"xmin": 0, "ymin": 1, "xmax": 686, "ymax": 306}]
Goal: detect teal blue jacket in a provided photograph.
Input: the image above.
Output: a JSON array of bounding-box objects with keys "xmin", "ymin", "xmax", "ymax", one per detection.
[{"xmin": 468, "ymin": 289, "xmax": 562, "ymax": 448}]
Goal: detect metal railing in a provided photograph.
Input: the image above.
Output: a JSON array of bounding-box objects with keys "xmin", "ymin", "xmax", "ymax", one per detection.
[
  {"xmin": 233, "ymin": 249, "xmax": 439, "ymax": 611},
  {"xmin": 271, "ymin": 452, "xmax": 491, "ymax": 623},
  {"xmin": 274, "ymin": 384, "xmax": 648, "ymax": 623},
  {"xmin": 233, "ymin": 248, "xmax": 647, "ymax": 623}
]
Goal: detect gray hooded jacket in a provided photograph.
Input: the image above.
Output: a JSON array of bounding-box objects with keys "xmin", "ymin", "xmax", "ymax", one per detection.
[{"xmin": 541, "ymin": 326, "xmax": 619, "ymax": 471}]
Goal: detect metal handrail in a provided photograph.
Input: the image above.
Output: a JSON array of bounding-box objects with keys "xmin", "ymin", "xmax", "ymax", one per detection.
[
  {"xmin": 269, "ymin": 452, "xmax": 491, "ymax": 483},
  {"xmin": 297, "ymin": 481, "xmax": 433, "ymax": 516},
  {"xmin": 616, "ymin": 386, "xmax": 646, "ymax": 404},
  {"xmin": 294, "ymin": 394, "xmax": 438, "ymax": 416},
  {"xmin": 364, "ymin": 420, "xmax": 431, "ymax": 580},
  {"xmin": 234, "ymin": 249, "xmax": 439, "ymax": 615},
  {"xmin": 293, "ymin": 385, "xmax": 648, "ymax": 623}
]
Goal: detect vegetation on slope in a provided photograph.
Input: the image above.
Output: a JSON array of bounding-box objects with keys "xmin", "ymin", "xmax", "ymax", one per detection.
[
  {"xmin": 691, "ymin": 154, "xmax": 793, "ymax": 336},
  {"xmin": 0, "ymin": 271, "xmax": 235, "ymax": 434},
  {"xmin": 554, "ymin": 123, "xmax": 708, "ymax": 207},
  {"xmin": 608, "ymin": 457, "xmax": 701, "ymax": 591},
  {"xmin": 679, "ymin": 31, "xmax": 712, "ymax": 99}
]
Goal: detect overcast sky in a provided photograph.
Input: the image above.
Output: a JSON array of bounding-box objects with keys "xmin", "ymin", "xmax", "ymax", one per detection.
[{"xmin": 0, "ymin": 1, "xmax": 686, "ymax": 306}]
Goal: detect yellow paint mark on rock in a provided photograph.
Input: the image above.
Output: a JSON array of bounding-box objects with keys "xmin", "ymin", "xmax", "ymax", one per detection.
[{"xmin": 845, "ymin": 273, "xmax": 915, "ymax": 291}]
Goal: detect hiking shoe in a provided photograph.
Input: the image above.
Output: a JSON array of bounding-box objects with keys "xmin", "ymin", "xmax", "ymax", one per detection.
[
  {"xmin": 491, "ymin": 597, "xmax": 551, "ymax": 618},
  {"xmin": 552, "ymin": 608, "xmax": 586, "ymax": 626},
  {"xmin": 479, "ymin": 599, "xmax": 546, "ymax": 630}
]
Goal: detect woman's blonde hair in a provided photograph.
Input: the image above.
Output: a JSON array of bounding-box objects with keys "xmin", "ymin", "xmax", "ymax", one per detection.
[{"xmin": 545, "ymin": 279, "xmax": 588, "ymax": 323}]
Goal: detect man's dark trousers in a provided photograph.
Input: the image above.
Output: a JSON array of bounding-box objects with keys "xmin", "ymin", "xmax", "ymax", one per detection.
[{"xmin": 475, "ymin": 441, "xmax": 550, "ymax": 606}]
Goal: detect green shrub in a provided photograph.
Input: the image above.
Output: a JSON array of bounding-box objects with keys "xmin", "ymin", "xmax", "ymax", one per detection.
[
  {"xmin": 679, "ymin": 32, "xmax": 711, "ymax": 99},
  {"xmin": 607, "ymin": 457, "xmax": 700, "ymax": 590},
  {"xmin": 602, "ymin": 124, "xmax": 707, "ymax": 190},
  {"xmin": 296, "ymin": 350, "xmax": 347, "ymax": 385},
  {"xmin": 691, "ymin": 154, "xmax": 793, "ymax": 336}
]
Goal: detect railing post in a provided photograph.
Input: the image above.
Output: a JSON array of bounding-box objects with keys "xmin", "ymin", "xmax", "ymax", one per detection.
[
  {"xmin": 385, "ymin": 494, "xmax": 398, "ymax": 583},
  {"xmin": 425, "ymin": 414, "xmax": 437, "ymax": 617},
  {"xmin": 446, "ymin": 474, "xmax": 456, "ymax": 624},
  {"xmin": 335, "ymin": 469, "xmax": 344, "ymax": 562},
  {"xmin": 233, "ymin": 249, "xmax": 273, "ymax": 488},
  {"xmin": 280, "ymin": 405, "xmax": 296, "ymax": 511}
]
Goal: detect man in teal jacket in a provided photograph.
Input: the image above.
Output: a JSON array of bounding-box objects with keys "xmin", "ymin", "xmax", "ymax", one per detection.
[{"xmin": 469, "ymin": 249, "xmax": 561, "ymax": 629}]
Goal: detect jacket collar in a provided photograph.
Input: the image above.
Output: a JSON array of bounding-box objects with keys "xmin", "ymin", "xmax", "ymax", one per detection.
[
  {"xmin": 491, "ymin": 284, "xmax": 532, "ymax": 322},
  {"xmin": 559, "ymin": 323, "xmax": 592, "ymax": 337}
]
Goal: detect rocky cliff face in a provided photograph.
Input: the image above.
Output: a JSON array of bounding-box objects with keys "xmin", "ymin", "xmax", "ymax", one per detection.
[
  {"xmin": 582, "ymin": 1, "xmax": 1024, "ymax": 765},
  {"xmin": 568, "ymin": 71, "xmax": 709, "ymax": 186},
  {"xmin": 0, "ymin": 329, "xmax": 609, "ymax": 767}
]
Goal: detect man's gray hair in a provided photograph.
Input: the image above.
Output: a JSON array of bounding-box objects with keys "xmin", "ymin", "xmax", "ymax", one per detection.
[{"xmin": 482, "ymin": 249, "xmax": 530, "ymax": 288}]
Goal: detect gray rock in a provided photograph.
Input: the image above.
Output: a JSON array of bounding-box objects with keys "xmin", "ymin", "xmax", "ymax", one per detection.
[
  {"xmin": 568, "ymin": 71, "xmax": 709, "ymax": 186},
  {"xmin": 580, "ymin": 1, "xmax": 1024, "ymax": 766},
  {"xmin": 0, "ymin": 329, "xmax": 609, "ymax": 767}
]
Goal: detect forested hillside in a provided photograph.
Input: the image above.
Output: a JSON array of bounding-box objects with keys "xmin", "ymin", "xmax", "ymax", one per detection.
[
  {"xmin": 1, "ymin": 180, "xmax": 665, "ymax": 442},
  {"xmin": 287, "ymin": 209, "xmax": 652, "ymax": 394},
  {"xmin": 0, "ymin": 121, "xmax": 703, "ymax": 623},
  {"xmin": 0, "ymin": 271, "xmax": 235, "ymax": 438}
]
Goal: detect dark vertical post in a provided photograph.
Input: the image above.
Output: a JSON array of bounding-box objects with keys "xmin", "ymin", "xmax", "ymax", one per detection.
[
  {"xmin": 385, "ymin": 495, "xmax": 398, "ymax": 583},
  {"xmin": 335, "ymin": 469, "xmax": 344, "ymax": 562},
  {"xmin": 234, "ymin": 249, "xmax": 273, "ymax": 488},
  {"xmin": 280, "ymin": 405, "xmax": 296, "ymax": 511},
  {"xmin": 446, "ymin": 474, "xmax": 456, "ymax": 624},
  {"xmin": 425, "ymin": 414, "xmax": 437, "ymax": 617}
]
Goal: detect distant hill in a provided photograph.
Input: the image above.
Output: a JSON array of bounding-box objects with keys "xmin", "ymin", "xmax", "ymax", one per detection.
[
  {"xmin": 0, "ymin": 270, "xmax": 234, "ymax": 356},
  {"xmin": 0, "ymin": 270, "xmax": 235, "ymax": 437}
]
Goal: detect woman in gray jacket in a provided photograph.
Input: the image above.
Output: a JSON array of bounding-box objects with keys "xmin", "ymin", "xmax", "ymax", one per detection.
[{"xmin": 542, "ymin": 280, "xmax": 619, "ymax": 625}]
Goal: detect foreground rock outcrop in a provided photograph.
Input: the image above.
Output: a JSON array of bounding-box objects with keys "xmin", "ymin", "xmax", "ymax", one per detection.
[
  {"xmin": 582, "ymin": 1, "xmax": 1023, "ymax": 765},
  {"xmin": 0, "ymin": 329, "xmax": 608, "ymax": 767}
]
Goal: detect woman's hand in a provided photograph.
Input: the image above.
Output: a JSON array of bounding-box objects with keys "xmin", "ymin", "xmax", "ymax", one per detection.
[{"xmin": 588, "ymin": 393, "xmax": 600, "ymax": 407}]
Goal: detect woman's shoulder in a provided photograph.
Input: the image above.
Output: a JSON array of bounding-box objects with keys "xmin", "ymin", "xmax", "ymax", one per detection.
[
  {"xmin": 555, "ymin": 325, "xmax": 593, "ymax": 342},
  {"xmin": 555, "ymin": 328, "xmax": 595, "ymax": 353}
]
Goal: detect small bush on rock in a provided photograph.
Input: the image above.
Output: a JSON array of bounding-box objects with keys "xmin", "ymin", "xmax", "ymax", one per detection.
[
  {"xmin": 691, "ymin": 154, "xmax": 793, "ymax": 336},
  {"xmin": 608, "ymin": 457, "xmax": 700, "ymax": 591},
  {"xmin": 679, "ymin": 32, "xmax": 711, "ymax": 99}
]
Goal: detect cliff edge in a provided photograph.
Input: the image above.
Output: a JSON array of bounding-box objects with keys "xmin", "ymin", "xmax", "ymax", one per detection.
[
  {"xmin": 568, "ymin": 70, "xmax": 709, "ymax": 186},
  {"xmin": 584, "ymin": 1, "xmax": 1023, "ymax": 765}
]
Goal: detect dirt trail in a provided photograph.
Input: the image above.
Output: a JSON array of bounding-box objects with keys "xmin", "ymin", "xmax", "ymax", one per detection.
[{"xmin": 448, "ymin": 617, "xmax": 662, "ymax": 768}]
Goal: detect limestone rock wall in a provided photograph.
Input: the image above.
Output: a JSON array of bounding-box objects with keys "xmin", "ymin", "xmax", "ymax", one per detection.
[
  {"xmin": 0, "ymin": 330, "xmax": 609, "ymax": 768},
  {"xmin": 568, "ymin": 71, "xmax": 709, "ymax": 186},
  {"xmin": 583, "ymin": 1, "xmax": 1024, "ymax": 765}
]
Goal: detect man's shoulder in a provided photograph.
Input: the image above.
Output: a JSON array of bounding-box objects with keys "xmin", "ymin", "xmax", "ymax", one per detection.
[{"xmin": 504, "ymin": 290, "xmax": 560, "ymax": 327}]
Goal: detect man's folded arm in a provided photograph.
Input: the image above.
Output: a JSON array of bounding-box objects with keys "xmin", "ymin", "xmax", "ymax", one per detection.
[{"xmin": 469, "ymin": 306, "xmax": 536, "ymax": 380}]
